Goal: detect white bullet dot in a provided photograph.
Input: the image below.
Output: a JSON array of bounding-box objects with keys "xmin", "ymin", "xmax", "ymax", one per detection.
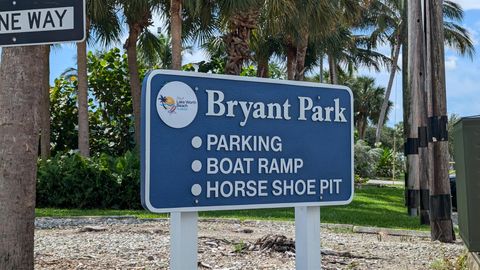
[
  {"xmin": 191, "ymin": 136, "xmax": 202, "ymax": 149},
  {"xmin": 191, "ymin": 184, "xmax": 202, "ymax": 196},
  {"xmin": 191, "ymin": 160, "xmax": 202, "ymax": 172}
]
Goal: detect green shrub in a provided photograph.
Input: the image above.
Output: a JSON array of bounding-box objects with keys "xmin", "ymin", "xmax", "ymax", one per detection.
[
  {"xmin": 113, "ymin": 151, "xmax": 141, "ymax": 209},
  {"xmin": 37, "ymin": 151, "xmax": 141, "ymax": 209},
  {"xmin": 375, "ymin": 148, "xmax": 405, "ymax": 178},
  {"xmin": 354, "ymin": 140, "xmax": 382, "ymax": 179}
]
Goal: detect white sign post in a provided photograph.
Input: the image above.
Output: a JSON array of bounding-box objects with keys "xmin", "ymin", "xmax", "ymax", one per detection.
[
  {"xmin": 170, "ymin": 207, "xmax": 322, "ymax": 270},
  {"xmin": 295, "ymin": 206, "xmax": 321, "ymax": 270},
  {"xmin": 170, "ymin": 211, "xmax": 198, "ymax": 270}
]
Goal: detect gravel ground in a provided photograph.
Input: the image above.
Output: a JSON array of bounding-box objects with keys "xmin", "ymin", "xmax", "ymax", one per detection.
[{"xmin": 34, "ymin": 217, "xmax": 466, "ymax": 270}]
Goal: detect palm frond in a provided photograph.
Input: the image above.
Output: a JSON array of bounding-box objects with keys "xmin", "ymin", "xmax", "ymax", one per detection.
[
  {"xmin": 443, "ymin": 0, "xmax": 464, "ymax": 22},
  {"xmin": 138, "ymin": 30, "xmax": 172, "ymax": 68},
  {"xmin": 443, "ymin": 22, "xmax": 475, "ymax": 59}
]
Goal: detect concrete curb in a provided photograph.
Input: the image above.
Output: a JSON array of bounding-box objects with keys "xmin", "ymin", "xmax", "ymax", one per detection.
[{"xmin": 351, "ymin": 226, "xmax": 430, "ymax": 238}]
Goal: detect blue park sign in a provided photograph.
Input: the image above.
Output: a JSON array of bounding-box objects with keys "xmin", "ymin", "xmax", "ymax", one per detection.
[{"xmin": 141, "ymin": 70, "xmax": 353, "ymax": 213}]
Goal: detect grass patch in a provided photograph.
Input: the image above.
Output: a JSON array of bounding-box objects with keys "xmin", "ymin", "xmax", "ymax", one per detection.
[
  {"xmin": 36, "ymin": 185, "xmax": 429, "ymax": 230},
  {"xmin": 199, "ymin": 185, "xmax": 429, "ymax": 230},
  {"xmin": 35, "ymin": 208, "xmax": 167, "ymax": 219}
]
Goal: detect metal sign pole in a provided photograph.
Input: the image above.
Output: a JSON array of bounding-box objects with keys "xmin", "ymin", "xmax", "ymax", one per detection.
[
  {"xmin": 170, "ymin": 211, "xmax": 198, "ymax": 269},
  {"xmin": 295, "ymin": 206, "xmax": 321, "ymax": 270}
]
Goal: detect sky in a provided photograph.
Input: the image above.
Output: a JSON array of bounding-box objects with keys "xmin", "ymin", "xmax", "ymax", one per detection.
[
  {"xmin": 358, "ymin": 0, "xmax": 480, "ymax": 126},
  {"xmin": 48, "ymin": 0, "xmax": 480, "ymax": 127}
]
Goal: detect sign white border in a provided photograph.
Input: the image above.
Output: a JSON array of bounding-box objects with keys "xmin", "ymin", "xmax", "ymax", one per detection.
[
  {"xmin": 143, "ymin": 70, "xmax": 354, "ymax": 213},
  {"xmin": 0, "ymin": 0, "xmax": 86, "ymax": 47}
]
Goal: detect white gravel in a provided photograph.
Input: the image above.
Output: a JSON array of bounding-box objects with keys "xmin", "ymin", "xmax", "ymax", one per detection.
[{"xmin": 34, "ymin": 217, "xmax": 466, "ymax": 269}]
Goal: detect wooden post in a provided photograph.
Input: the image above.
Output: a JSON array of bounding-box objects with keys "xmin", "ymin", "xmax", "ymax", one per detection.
[
  {"xmin": 416, "ymin": 0, "xmax": 430, "ymax": 225},
  {"xmin": 402, "ymin": 0, "xmax": 411, "ymax": 213},
  {"xmin": 422, "ymin": 0, "xmax": 435, "ymax": 226},
  {"xmin": 426, "ymin": 0, "xmax": 455, "ymax": 242},
  {"xmin": 406, "ymin": 0, "xmax": 421, "ymax": 217}
]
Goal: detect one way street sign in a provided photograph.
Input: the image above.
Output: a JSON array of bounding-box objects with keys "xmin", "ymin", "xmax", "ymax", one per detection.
[{"xmin": 0, "ymin": 0, "xmax": 85, "ymax": 47}]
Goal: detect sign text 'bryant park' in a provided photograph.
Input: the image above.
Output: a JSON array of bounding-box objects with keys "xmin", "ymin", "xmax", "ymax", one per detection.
[{"xmin": 141, "ymin": 70, "xmax": 353, "ymax": 213}]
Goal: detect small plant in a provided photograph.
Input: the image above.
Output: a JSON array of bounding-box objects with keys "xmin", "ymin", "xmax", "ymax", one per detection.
[
  {"xmin": 233, "ymin": 241, "xmax": 246, "ymax": 253},
  {"xmin": 431, "ymin": 258, "xmax": 454, "ymax": 270},
  {"xmin": 455, "ymin": 252, "xmax": 468, "ymax": 270},
  {"xmin": 430, "ymin": 252, "xmax": 467, "ymax": 270},
  {"xmin": 347, "ymin": 261, "xmax": 359, "ymax": 269},
  {"xmin": 354, "ymin": 174, "xmax": 368, "ymax": 185}
]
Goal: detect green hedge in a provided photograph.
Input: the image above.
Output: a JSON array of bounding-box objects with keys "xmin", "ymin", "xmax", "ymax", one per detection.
[{"xmin": 36, "ymin": 151, "xmax": 141, "ymax": 209}]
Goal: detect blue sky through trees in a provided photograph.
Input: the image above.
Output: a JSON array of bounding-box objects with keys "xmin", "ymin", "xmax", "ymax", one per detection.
[{"xmin": 48, "ymin": 1, "xmax": 480, "ymax": 127}]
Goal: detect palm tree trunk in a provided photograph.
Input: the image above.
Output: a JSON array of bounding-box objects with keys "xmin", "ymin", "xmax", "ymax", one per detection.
[
  {"xmin": 224, "ymin": 11, "xmax": 258, "ymax": 75},
  {"xmin": 357, "ymin": 116, "xmax": 367, "ymax": 140},
  {"xmin": 256, "ymin": 57, "xmax": 269, "ymax": 77},
  {"xmin": 319, "ymin": 54, "xmax": 324, "ymax": 83},
  {"xmin": 170, "ymin": 0, "xmax": 182, "ymax": 70},
  {"xmin": 286, "ymin": 45, "xmax": 296, "ymax": 80},
  {"xmin": 375, "ymin": 40, "xmax": 401, "ymax": 143},
  {"xmin": 77, "ymin": 28, "xmax": 90, "ymax": 157},
  {"xmin": 294, "ymin": 32, "xmax": 309, "ymax": 81},
  {"xmin": 40, "ymin": 46, "xmax": 51, "ymax": 159},
  {"xmin": 328, "ymin": 54, "xmax": 338, "ymax": 84},
  {"xmin": 126, "ymin": 28, "xmax": 142, "ymax": 147},
  {"xmin": 0, "ymin": 46, "xmax": 47, "ymax": 270}
]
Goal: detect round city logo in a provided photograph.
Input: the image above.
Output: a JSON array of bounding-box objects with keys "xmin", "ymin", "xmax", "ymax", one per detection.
[{"xmin": 156, "ymin": 81, "xmax": 198, "ymax": 128}]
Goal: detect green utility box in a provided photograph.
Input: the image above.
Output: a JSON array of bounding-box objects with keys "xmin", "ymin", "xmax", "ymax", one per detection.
[{"xmin": 453, "ymin": 116, "xmax": 480, "ymax": 252}]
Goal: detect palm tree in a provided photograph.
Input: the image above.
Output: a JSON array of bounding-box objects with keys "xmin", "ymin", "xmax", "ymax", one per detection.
[
  {"xmin": 273, "ymin": 0, "xmax": 332, "ymax": 81},
  {"xmin": 181, "ymin": 0, "xmax": 262, "ymax": 75},
  {"xmin": 318, "ymin": 28, "xmax": 391, "ymax": 84},
  {"xmin": 349, "ymin": 76, "xmax": 392, "ymax": 139},
  {"xmin": 40, "ymin": 45, "xmax": 51, "ymax": 159},
  {"xmin": 276, "ymin": 0, "xmax": 369, "ymax": 81},
  {"xmin": 249, "ymin": 12, "xmax": 283, "ymax": 78},
  {"xmin": 170, "ymin": 0, "xmax": 182, "ymax": 69},
  {"xmin": 220, "ymin": 0, "xmax": 263, "ymax": 75},
  {"xmin": 76, "ymin": 0, "xmax": 121, "ymax": 157},
  {"xmin": 77, "ymin": 36, "xmax": 91, "ymax": 157},
  {"xmin": 165, "ymin": 0, "xmax": 218, "ymax": 70},
  {"xmin": 293, "ymin": 0, "xmax": 341, "ymax": 81},
  {"xmin": 0, "ymin": 46, "xmax": 48, "ymax": 270},
  {"xmin": 183, "ymin": 0, "xmax": 295, "ymax": 76},
  {"xmin": 119, "ymin": 0, "xmax": 161, "ymax": 147},
  {"xmin": 370, "ymin": 0, "xmax": 475, "ymax": 143},
  {"xmin": 220, "ymin": 0, "xmax": 326, "ymax": 80}
]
